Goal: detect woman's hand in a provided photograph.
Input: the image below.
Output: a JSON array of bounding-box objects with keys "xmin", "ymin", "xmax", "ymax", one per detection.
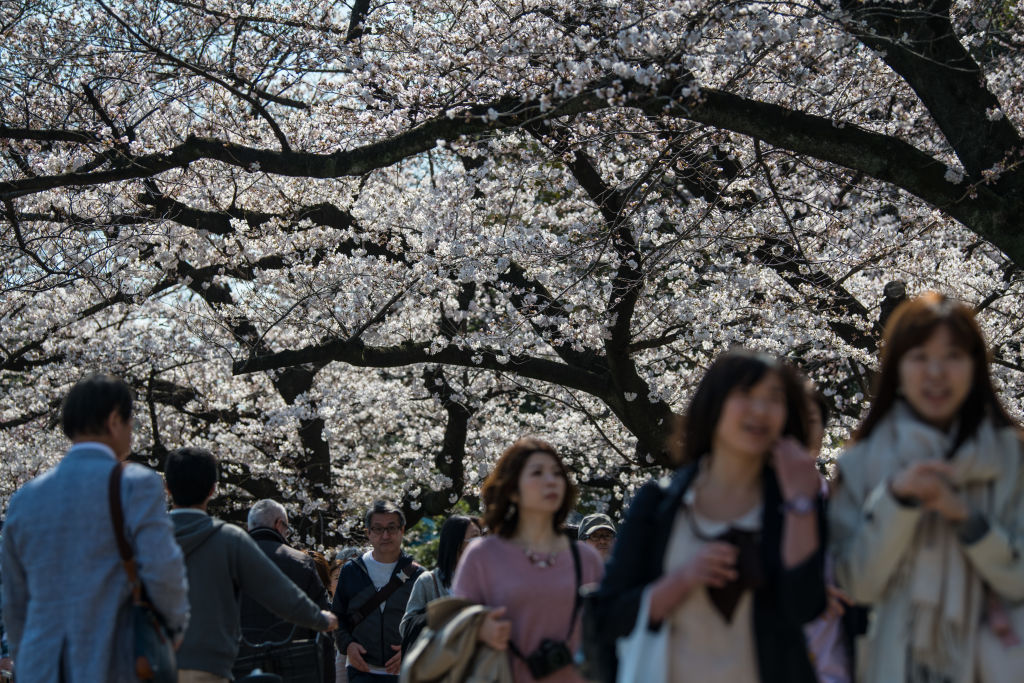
[
  {"xmin": 774, "ymin": 437, "xmax": 822, "ymax": 567},
  {"xmin": 824, "ymin": 585, "xmax": 853, "ymax": 620},
  {"xmin": 682, "ymin": 541, "xmax": 740, "ymax": 588},
  {"xmin": 890, "ymin": 461, "xmax": 969, "ymax": 522},
  {"xmin": 772, "ymin": 437, "xmax": 821, "ymax": 502},
  {"xmin": 477, "ymin": 606, "xmax": 511, "ymax": 651},
  {"xmin": 648, "ymin": 542, "xmax": 738, "ymax": 623}
]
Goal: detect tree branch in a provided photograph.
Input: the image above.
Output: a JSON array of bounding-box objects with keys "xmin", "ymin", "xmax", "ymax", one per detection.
[
  {"xmin": 4, "ymin": 73, "xmax": 1020, "ymax": 262},
  {"xmin": 233, "ymin": 338, "xmax": 609, "ymax": 398},
  {"xmin": 839, "ymin": 0, "xmax": 1024, "ymax": 178},
  {"xmin": 347, "ymin": 0, "xmax": 372, "ymax": 43}
]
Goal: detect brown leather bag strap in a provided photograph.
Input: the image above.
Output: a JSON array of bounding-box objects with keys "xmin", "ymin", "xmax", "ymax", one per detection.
[{"xmin": 108, "ymin": 462, "xmax": 143, "ymax": 603}]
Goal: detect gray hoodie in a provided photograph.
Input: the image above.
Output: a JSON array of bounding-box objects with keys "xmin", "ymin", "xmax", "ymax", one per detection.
[{"xmin": 171, "ymin": 510, "xmax": 330, "ymax": 679}]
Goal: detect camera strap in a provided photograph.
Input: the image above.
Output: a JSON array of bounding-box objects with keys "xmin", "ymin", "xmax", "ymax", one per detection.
[
  {"xmin": 567, "ymin": 539, "xmax": 583, "ymax": 639},
  {"xmin": 507, "ymin": 539, "xmax": 583, "ymax": 660}
]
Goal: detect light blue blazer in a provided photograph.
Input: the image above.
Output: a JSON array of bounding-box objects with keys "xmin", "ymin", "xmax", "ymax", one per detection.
[{"xmin": 0, "ymin": 443, "xmax": 189, "ymax": 682}]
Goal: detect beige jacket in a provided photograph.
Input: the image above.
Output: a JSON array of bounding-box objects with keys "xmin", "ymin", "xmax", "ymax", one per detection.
[
  {"xmin": 830, "ymin": 405, "xmax": 1024, "ymax": 683},
  {"xmin": 400, "ymin": 597, "xmax": 514, "ymax": 683}
]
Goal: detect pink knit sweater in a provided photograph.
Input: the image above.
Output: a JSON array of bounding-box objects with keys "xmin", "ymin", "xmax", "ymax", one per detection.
[{"xmin": 452, "ymin": 535, "xmax": 604, "ymax": 683}]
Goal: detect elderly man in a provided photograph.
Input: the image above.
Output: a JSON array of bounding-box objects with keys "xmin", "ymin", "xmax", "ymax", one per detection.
[
  {"xmin": 0, "ymin": 374, "xmax": 189, "ymax": 681},
  {"xmin": 239, "ymin": 499, "xmax": 330, "ymax": 648}
]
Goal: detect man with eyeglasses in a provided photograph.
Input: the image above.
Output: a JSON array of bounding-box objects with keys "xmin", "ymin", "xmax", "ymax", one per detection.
[
  {"xmin": 332, "ymin": 501, "xmax": 423, "ymax": 683},
  {"xmin": 578, "ymin": 512, "xmax": 617, "ymax": 561},
  {"xmin": 238, "ymin": 499, "xmax": 330, "ymax": 658}
]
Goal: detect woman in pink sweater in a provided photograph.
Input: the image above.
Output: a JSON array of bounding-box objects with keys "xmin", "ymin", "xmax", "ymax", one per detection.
[{"xmin": 453, "ymin": 437, "xmax": 604, "ymax": 682}]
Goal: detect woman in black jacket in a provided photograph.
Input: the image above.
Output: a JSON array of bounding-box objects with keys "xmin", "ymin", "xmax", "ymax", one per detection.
[{"xmin": 586, "ymin": 350, "xmax": 827, "ymax": 683}]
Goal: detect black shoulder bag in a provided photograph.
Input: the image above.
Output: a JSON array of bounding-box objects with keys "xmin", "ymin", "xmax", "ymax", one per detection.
[
  {"xmin": 508, "ymin": 540, "xmax": 583, "ymax": 680},
  {"xmin": 343, "ymin": 561, "xmax": 422, "ymax": 632},
  {"xmin": 108, "ymin": 463, "xmax": 177, "ymax": 683}
]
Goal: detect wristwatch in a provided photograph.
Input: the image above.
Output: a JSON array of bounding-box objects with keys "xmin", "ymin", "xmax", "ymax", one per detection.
[{"xmin": 782, "ymin": 495, "xmax": 816, "ymax": 515}]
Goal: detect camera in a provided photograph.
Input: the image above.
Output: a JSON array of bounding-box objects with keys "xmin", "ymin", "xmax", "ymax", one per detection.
[{"xmin": 523, "ymin": 638, "xmax": 574, "ymax": 679}]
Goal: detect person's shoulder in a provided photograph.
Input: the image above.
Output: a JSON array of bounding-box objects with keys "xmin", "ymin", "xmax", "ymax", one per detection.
[
  {"xmin": 288, "ymin": 543, "xmax": 317, "ymax": 566},
  {"xmin": 9, "ymin": 462, "xmax": 61, "ymax": 506},
  {"xmin": 340, "ymin": 554, "xmax": 367, "ymax": 578},
  {"xmin": 122, "ymin": 461, "xmax": 163, "ymax": 487},
  {"xmin": 399, "ymin": 553, "xmax": 425, "ymax": 576},
  {"xmin": 466, "ymin": 534, "xmax": 504, "ymax": 555},
  {"xmin": 409, "ymin": 568, "xmax": 436, "ymax": 594},
  {"xmin": 3, "ymin": 482, "xmax": 32, "ymax": 521},
  {"xmin": 455, "ymin": 535, "xmax": 502, "ymax": 567},
  {"xmin": 576, "ymin": 540, "xmax": 603, "ymax": 567},
  {"xmin": 625, "ymin": 473, "xmax": 677, "ymax": 516},
  {"xmin": 832, "ymin": 435, "xmax": 875, "ymax": 484},
  {"xmin": 117, "ymin": 462, "xmax": 169, "ymax": 505},
  {"xmin": 217, "ymin": 520, "xmax": 251, "ymax": 542},
  {"xmin": 215, "ymin": 522, "xmax": 270, "ymax": 564},
  {"xmin": 336, "ymin": 555, "xmax": 371, "ymax": 596}
]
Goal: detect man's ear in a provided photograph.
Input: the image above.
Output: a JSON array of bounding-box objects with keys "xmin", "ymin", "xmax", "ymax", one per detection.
[
  {"xmin": 206, "ymin": 484, "xmax": 216, "ymax": 503},
  {"xmin": 104, "ymin": 408, "xmax": 120, "ymax": 436}
]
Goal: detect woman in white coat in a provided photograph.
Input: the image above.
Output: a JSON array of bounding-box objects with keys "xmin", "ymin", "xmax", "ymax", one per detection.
[{"xmin": 830, "ymin": 292, "xmax": 1024, "ymax": 683}]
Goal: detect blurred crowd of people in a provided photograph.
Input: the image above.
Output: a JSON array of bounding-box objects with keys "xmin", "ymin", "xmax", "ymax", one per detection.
[{"xmin": 2, "ymin": 292, "xmax": 1023, "ymax": 683}]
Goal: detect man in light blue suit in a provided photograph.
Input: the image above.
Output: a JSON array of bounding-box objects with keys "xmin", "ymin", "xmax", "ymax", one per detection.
[{"xmin": 0, "ymin": 374, "xmax": 189, "ymax": 682}]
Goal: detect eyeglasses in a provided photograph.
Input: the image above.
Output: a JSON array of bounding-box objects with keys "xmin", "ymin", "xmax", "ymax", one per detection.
[{"xmin": 368, "ymin": 524, "xmax": 403, "ymax": 536}]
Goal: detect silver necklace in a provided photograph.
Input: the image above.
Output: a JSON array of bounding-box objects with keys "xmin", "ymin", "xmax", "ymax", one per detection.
[{"xmin": 523, "ymin": 547, "xmax": 558, "ymax": 568}]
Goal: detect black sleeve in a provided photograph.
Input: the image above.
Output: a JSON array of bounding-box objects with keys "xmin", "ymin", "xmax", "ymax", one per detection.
[
  {"xmin": 776, "ymin": 495, "xmax": 828, "ymax": 626},
  {"xmin": 583, "ymin": 480, "xmax": 666, "ymax": 683},
  {"xmin": 331, "ymin": 563, "xmax": 355, "ymax": 654},
  {"xmin": 301, "ymin": 555, "xmax": 330, "ymax": 610}
]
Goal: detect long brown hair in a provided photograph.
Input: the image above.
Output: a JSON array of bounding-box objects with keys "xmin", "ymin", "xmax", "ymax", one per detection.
[
  {"xmin": 307, "ymin": 550, "xmax": 330, "ymax": 589},
  {"xmin": 854, "ymin": 292, "xmax": 1015, "ymax": 448},
  {"xmin": 481, "ymin": 437, "xmax": 577, "ymax": 538}
]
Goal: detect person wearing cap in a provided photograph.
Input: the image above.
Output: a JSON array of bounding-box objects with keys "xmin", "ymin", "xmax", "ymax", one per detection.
[{"xmin": 578, "ymin": 513, "xmax": 617, "ymax": 561}]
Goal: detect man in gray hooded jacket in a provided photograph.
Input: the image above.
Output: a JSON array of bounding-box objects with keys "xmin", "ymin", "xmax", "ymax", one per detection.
[{"xmin": 165, "ymin": 447, "xmax": 338, "ymax": 682}]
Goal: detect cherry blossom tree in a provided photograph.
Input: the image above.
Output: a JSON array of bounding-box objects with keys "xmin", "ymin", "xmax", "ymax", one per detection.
[{"xmin": 2, "ymin": 0, "xmax": 1021, "ymax": 542}]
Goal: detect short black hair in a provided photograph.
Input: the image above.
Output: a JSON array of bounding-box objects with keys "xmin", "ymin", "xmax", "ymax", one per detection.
[
  {"xmin": 364, "ymin": 500, "xmax": 405, "ymax": 530},
  {"xmin": 61, "ymin": 374, "xmax": 133, "ymax": 439},
  {"xmin": 165, "ymin": 447, "xmax": 219, "ymax": 507}
]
